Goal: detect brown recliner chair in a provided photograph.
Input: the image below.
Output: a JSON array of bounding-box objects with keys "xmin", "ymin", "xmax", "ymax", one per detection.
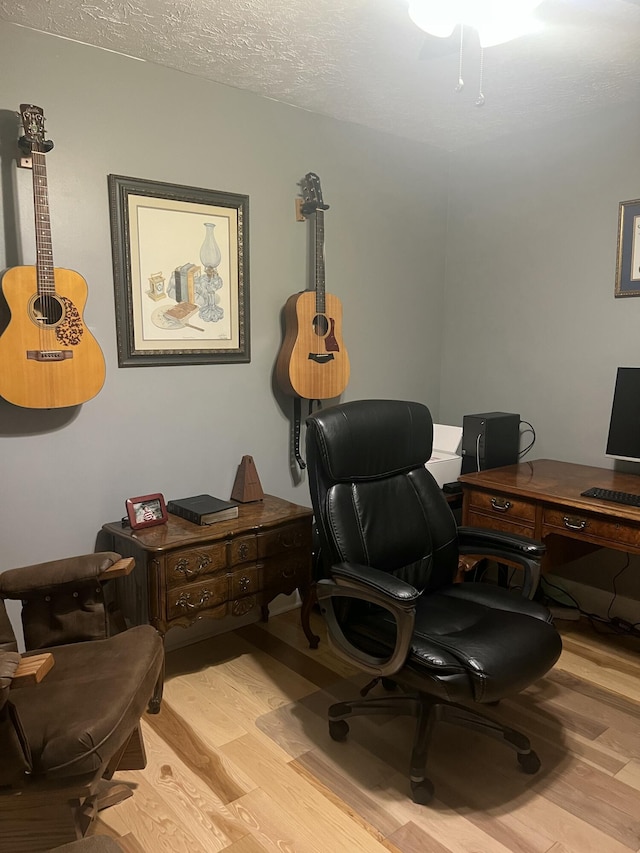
[{"xmin": 0, "ymin": 552, "xmax": 164, "ymax": 853}]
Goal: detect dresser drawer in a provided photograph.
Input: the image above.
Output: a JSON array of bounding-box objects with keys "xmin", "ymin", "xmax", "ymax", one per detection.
[
  {"xmin": 258, "ymin": 522, "xmax": 311, "ymax": 557},
  {"xmin": 167, "ymin": 576, "xmax": 228, "ymax": 620},
  {"xmin": 230, "ymin": 564, "xmax": 262, "ymax": 598},
  {"xmin": 543, "ymin": 507, "xmax": 640, "ymax": 549},
  {"xmin": 263, "ymin": 549, "xmax": 310, "ymax": 590},
  {"xmin": 229, "ymin": 535, "xmax": 258, "ymax": 566},
  {"xmin": 166, "ymin": 543, "xmax": 227, "ymax": 589},
  {"xmin": 467, "ymin": 490, "xmax": 536, "ymax": 523},
  {"xmin": 466, "ymin": 508, "xmax": 535, "ymax": 539}
]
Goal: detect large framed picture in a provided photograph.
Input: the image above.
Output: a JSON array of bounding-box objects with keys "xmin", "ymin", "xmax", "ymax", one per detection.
[
  {"xmin": 615, "ymin": 198, "xmax": 640, "ymax": 297},
  {"xmin": 108, "ymin": 175, "xmax": 250, "ymax": 365}
]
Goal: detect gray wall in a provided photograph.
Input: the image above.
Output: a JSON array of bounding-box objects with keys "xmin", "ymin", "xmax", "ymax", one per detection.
[
  {"xmin": 0, "ymin": 22, "xmax": 447, "ymax": 575},
  {"xmin": 440, "ymin": 100, "xmax": 640, "ymax": 614},
  {"xmin": 440, "ymin": 101, "xmax": 640, "ymax": 464}
]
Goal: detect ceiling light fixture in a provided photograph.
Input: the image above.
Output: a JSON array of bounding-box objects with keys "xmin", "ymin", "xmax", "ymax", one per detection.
[
  {"xmin": 408, "ymin": 0, "xmax": 544, "ymax": 104},
  {"xmin": 408, "ymin": 0, "xmax": 544, "ymax": 48}
]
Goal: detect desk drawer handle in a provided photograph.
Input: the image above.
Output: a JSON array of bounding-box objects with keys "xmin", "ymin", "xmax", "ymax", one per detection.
[
  {"xmin": 490, "ymin": 498, "xmax": 512, "ymax": 512},
  {"xmin": 563, "ymin": 516, "xmax": 587, "ymax": 531}
]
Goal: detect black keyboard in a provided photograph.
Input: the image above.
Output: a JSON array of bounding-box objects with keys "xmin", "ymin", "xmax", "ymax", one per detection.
[{"xmin": 581, "ymin": 486, "xmax": 640, "ymax": 507}]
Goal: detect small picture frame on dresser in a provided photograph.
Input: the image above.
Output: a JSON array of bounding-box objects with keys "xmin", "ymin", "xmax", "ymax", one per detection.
[{"xmin": 125, "ymin": 493, "xmax": 168, "ymax": 530}]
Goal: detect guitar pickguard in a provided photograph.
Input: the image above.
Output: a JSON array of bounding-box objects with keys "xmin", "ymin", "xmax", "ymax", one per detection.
[
  {"xmin": 56, "ymin": 296, "xmax": 84, "ymax": 346},
  {"xmin": 324, "ymin": 317, "xmax": 340, "ymax": 352}
]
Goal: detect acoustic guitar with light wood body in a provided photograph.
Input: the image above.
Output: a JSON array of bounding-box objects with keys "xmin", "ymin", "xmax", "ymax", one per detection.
[
  {"xmin": 0, "ymin": 104, "xmax": 105, "ymax": 409},
  {"xmin": 276, "ymin": 172, "xmax": 349, "ymax": 400}
]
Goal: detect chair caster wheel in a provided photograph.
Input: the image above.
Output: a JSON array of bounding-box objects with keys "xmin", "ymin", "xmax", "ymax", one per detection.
[
  {"xmin": 518, "ymin": 750, "xmax": 541, "ymax": 774},
  {"xmin": 410, "ymin": 778, "xmax": 434, "ymax": 805},
  {"xmin": 329, "ymin": 720, "xmax": 350, "ymax": 741}
]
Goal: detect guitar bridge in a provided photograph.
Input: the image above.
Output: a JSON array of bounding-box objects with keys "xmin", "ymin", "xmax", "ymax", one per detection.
[
  {"xmin": 308, "ymin": 353, "xmax": 334, "ymax": 364},
  {"xmin": 27, "ymin": 350, "xmax": 73, "ymax": 361}
]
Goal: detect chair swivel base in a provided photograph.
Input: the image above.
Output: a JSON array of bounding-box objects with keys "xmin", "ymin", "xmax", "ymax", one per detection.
[{"xmin": 328, "ymin": 692, "xmax": 541, "ymax": 805}]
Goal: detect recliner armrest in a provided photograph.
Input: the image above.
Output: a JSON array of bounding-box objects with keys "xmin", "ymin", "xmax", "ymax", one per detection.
[
  {"xmin": 457, "ymin": 526, "xmax": 544, "ymax": 599},
  {"xmin": 0, "ymin": 552, "xmax": 131, "ymax": 598},
  {"xmin": 317, "ymin": 561, "xmax": 417, "ymax": 677},
  {"xmin": 0, "ymin": 649, "xmax": 33, "ymax": 784},
  {"xmin": 0, "ymin": 553, "xmax": 135, "ymax": 652}
]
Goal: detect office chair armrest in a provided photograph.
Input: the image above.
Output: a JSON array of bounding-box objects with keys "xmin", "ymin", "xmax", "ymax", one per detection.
[
  {"xmin": 457, "ymin": 527, "xmax": 545, "ymax": 559},
  {"xmin": 316, "ymin": 564, "xmax": 417, "ymax": 677},
  {"xmin": 457, "ymin": 527, "xmax": 544, "ymax": 599},
  {"xmin": 330, "ymin": 562, "xmax": 421, "ymax": 602}
]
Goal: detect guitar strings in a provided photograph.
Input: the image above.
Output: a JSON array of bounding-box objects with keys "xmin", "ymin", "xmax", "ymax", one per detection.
[{"xmin": 33, "ymin": 149, "xmax": 52, "ymax": 352}]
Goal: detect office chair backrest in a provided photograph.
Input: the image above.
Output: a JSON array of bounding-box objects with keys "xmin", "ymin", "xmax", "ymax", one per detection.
[{"xmin": 306, "ymin": 400, "xmax": 459, "ymax": 592}]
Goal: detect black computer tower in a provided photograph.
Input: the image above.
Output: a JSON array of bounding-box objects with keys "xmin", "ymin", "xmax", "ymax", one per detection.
[{"xmin": 461, "ymin": 412, "xmax": 521, "ymax": 474}]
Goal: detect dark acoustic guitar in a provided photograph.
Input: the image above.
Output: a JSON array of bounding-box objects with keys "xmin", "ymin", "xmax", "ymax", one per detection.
[
  {"xmin": 0, "ymin": 104, "xmax": 105, "ymax": 408},
  {"xmin": 276, "ymin": 172, "xmax": 350, "ymax": 400}
]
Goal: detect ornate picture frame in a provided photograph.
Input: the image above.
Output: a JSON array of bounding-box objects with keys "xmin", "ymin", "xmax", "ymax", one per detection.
[
  {"xmin": 615, "ymin": 198, "xmax": 640, "ymax": 297},
  {"xmin": 108, "ymin": 175, "xmax": 250, "ymax": 365}
]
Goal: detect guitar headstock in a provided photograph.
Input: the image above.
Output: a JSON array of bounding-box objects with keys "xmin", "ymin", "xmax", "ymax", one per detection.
[
  {"xmin": 300, "ymin": 172, "xmax": 330, "ymax": 215},
  {"xmin": 19, "ymin": 104, "xmax": 54, "ymax": 154}
]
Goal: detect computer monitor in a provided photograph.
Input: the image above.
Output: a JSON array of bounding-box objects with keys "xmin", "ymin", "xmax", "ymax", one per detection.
[{"xmin": 606, "ymin": 367, "xmax": 640, "ymax": 461}]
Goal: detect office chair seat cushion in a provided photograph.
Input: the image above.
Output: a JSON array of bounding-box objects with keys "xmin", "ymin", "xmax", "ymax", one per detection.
[
  {"xmin": 10, "ymin": 625, "xmax": 163, "ymax": 780},
  {"xmin": 344, "ymin": 584, "xmax": 561, "ymax": 704}
]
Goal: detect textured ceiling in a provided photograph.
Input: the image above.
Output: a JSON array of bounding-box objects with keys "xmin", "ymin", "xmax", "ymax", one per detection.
[{"xmin": 2, "ymin": 0, "xmax": 640, "ymax": 150}]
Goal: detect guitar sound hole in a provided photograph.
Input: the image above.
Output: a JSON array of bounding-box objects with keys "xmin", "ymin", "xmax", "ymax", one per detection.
[
  {"xmin": 312, "ymin": 314, "xmax": 329, "ymax": 337},
  {"xmin": 32, "ymin": 295, "xmax": 64, "ymax": 327}
]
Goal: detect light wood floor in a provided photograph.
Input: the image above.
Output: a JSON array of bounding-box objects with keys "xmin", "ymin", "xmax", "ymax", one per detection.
[{"xmin": 93, "ymin": 609, "xmax": 640, "ymax": 853}]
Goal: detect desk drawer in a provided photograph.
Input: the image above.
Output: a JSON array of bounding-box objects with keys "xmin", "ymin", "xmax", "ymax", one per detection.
[
  {"xmin": 467, "ymin": 491, "xmax": 536, "ymax": 524},
  {"xmin": 466, "ymin": 508, "xmax": 535, "ymax": 539},
  {"xmin": 543, "ymin": 507, "xmax": 640, "ymax": 550}
]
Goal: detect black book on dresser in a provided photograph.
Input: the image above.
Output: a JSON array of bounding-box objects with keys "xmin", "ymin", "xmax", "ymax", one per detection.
[{"xmin": 167, "ymin": 494, "xmax": 239, "ymax": 525}]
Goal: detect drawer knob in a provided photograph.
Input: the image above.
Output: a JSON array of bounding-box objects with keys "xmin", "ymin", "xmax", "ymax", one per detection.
[
  {"xmin": 490, "ymin": 498, "xmax": 512, "ymax": 512},
  {"xmin": 238, "ymin": 575, "xmax": 252, "ymax": 592},
  {"xmin": 175, "ymin": 590, "xmax": 211, "ymax": 611},
  {"xmin": 238, "ymin": 543, "xmax": 250, "ymax": 560},
  {"xmin": 563, "ymin": 516, "xmax": 587, "ymax": 531}
]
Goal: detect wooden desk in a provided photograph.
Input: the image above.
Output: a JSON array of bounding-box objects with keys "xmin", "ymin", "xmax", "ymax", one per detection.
[
  {"xmin": 102, "ymin": 494, "xmax": 319, "ymax": 647},
  {"xmin": 459, "ymin": 458, "xmax": 640, "ymax": 571}
]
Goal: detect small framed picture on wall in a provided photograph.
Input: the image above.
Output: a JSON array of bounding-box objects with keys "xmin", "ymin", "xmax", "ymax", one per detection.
[{"xmin": 615, "ymin": 198, "xmax": 640, "ymax": 297}]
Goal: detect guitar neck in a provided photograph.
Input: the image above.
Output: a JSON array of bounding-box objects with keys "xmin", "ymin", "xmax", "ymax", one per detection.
[
  {"xmin": 314, "ymin": 209, "xmax": 326, "ymax": 313},
  {"xmin": 31, "ymin": 150, "xmax": 55, "ymax": 294}
]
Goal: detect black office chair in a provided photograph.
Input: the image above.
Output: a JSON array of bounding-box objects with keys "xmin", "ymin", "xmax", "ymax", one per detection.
[{"xmin": 305, "ymin": 399, "xmax": 562, "ymax": 804}]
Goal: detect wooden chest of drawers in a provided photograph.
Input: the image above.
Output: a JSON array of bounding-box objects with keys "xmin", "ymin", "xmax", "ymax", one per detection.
[{"xmin": 101, "ymin": 494, "xmax": 315, "ymax": 642}]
